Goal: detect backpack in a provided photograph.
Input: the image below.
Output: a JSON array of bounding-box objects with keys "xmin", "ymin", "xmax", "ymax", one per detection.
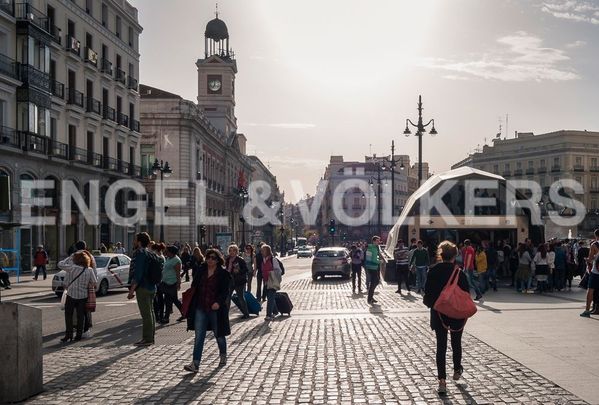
[
  {"xmin": 145, "ymin": 249, "xmax": 163, "ymax": 285},
  {"xmin": 277, "ymin": 258, "xmax": 285, "ymax": 275},
  {"xmin": 353, "ymin": 249, "xmax": 362, "ymax": 261}
]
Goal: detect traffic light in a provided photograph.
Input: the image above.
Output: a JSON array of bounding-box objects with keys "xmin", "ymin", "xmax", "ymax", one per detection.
[
  {"xmin": 328, "ymin": 219, "xmax": 336, "ymax": 235},
  {"xmin": 200, "ymin": 226, "xmax": 207, "ymax": 238}
]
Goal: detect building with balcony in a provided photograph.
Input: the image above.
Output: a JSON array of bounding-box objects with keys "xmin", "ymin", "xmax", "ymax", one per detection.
[
  {"xmin": 0, "ymin": 0, "xmax": 142, "ymax": 268},
  {"xmin": 451, "ymin": 130, "xmax": 599, "ymax": 235},
  {"xmin": 139, "ymin": 13, "xmax": 282, "ymax": 247}
]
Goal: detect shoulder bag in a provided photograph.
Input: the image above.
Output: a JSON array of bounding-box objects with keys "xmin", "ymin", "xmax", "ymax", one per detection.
[
  {"xmin": 433, "ymin": 266, "xmax": 477, "ymax": 320},
  {"xmin": 60, "ymin": 267, "xmax": 86, "ymax": 311}
]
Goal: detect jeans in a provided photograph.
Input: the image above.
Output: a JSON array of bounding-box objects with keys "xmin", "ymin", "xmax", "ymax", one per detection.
[
  {"xmin": 416, "ymin": 266, "xmax": 428, "ymax": 291},
  {"xmin": 397, "ymin": 264, "xmax": 411, "ymax": 292},
  {"xmin": 256, "ymin": 274, "xmax": 267, "ymax": 301},
  {"xmin": 479, "ymin": 271, "xmax": 489, "ymax": 293},
  {"xmin": 136, "ymin": 287, "xmax": 156, "ymax": 342},
  {"xmin": 466, "ymin": 269, "xmax": 482, "ymax": 296},
  {"xmin": 34, "ymin": 265, "xmax": 47, "ymax": 280},
  {"xmin": 64, "ymin": 295, "xmax": 87, "ymax": 339},
  {"xmin": 192, "ymin": 308, "xmax": 226, "ymax": 367},
  {"xmin": 155, "ymin": 282, "xmax": 183, "ymax": 321},
  {"xmin": 266, "ymin": 288, "xmax": 278, "ymax": 317},
  {"xmin": 486, "ymin": 267, "xmax": 497, "ymax": 291},
  {"xmin": 555, "ymin": 267, "xmax": 565, "ymax": 290},
  {"xmin": 351, "ymin": 263, "xmax": 362, "ymax": 291},
  {"xmin": 434, "ymin": 327, "xmax": 463, "ymax": 380},
  {"xmin": 367, "ymin": 270, "xmax": 380, "ymax": 302}
]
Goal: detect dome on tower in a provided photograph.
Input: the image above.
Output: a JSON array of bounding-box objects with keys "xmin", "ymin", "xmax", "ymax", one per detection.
[{"xmin": 205, "ymin": 17, "xmax": 229, "ymax": 41}]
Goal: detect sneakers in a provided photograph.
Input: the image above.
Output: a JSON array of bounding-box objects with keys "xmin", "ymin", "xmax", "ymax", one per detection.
[
  {"xmin": 474, "ymin": 295, "xmax": 483, "ymax": 301},
  {"xmin": 264, "ymin": 316, "xmax": 274, "ymax": 321},
  {"xmin": 184, "ymin": 363, "xmax": 198, "ymax": 373},
  {"xmin": 580, "ymin": 310, "xmax": 592, "ymax": 318},
  {"xmin": 219, "ymin": 354, "xmax": 227, "ymax": 367},
  {"xmin": 453, "ymin": 367, "xmax": 463, "ymax": 381},
  {"xmin": 82, "ymin": 329, "xmax": 93, "ymax": 338}
]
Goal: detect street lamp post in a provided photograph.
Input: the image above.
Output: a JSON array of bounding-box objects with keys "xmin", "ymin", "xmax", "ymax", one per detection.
[
  {"xmin": 280, "ymin": 226, "xmax": 285, "ymax": 256},
  {"xmin": 152, "ymin": 158, "xmax": 173, "ymax": 242},
  {"xmin": 403, "ymin": 95, "xmax": 438, "ymax": 186},
  {"xmin": 386, "ymin": 140, "xmax": 405, "ymax": 218}
]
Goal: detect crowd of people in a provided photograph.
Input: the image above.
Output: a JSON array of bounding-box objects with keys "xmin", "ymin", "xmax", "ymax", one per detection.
[{"xmin": 57, "ymin": 233, "xmax": 286, "ymax": 374}]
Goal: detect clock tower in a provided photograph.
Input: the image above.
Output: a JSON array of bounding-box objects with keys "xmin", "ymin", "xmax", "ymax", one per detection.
[{"xmin": 196, "ymin": 11, "xmax": 238, "ymax": 135}]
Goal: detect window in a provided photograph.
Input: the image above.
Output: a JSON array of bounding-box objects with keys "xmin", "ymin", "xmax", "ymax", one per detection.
[
  {"xmin": 128, "ymin": 26, "xmax": 134, "ymax": 47},
  {"xmin": 592, "ymin": 200, "xmax": 598, "ymax": 210},
  {"xmin": 141, "ymin": 144, "xmax": 155, "ymax": 177},
  {"xmin": 540, "ymin": 159, "xmax": 545, "ymax": 167},
  {"xmin": 119, "ymin": 256, "xmax": 130, "ymax": 266},
  {"xmin": 576, "ymin": 156, "xmax": 583, "ymax": 165},
  {"xmin": 129, "ymin": 146, "xmax": 134, "ymax": 165},
  {"xmin": 50, "ymin": 117, "xmax": 56, "ymax": 140},
  {"xmin": 554, "ymin": 157, "xmax": 560, "ymax": 166},
  {"xmin": 592, "ymin": 177, "xmax": 598, "ymax": 188},
  {"xmin": 17, "ymin": 103, "xmax": 49, "ymax": 135},
  {"xmin": 592, "ymin": 158, "xmax": 598, "ymax": 168},
  {"xmin": 86, "ymin": 32, "xmax": 92, "ymax": 50},
  {"xmin": 575, "ymin": 176, "xmax": 582, "ymax": 185},
  {"xmin": 516, "ymin": 162, "xmax": 522, "ymax": 169},
  {"xmin": 102, "ymin": 3, "xmax": 108, "ymax": 27},
  {"xmin": 493, "ymin": 164, "xmax": 498, "ymax": 173},
  {"xmin": 528, "ymin": 160, "xmax": 533, "ymax": 168},
  {"xmin": 0, "ymin": 99, "xmax": 5, "ymax": 128},
  {"xmin": 86, "ymin": 0, "xmax": 93, "ymax": 14},
  {"xmin": 115, "ymin": 15, "xmax": 121, "ymax": 38}
]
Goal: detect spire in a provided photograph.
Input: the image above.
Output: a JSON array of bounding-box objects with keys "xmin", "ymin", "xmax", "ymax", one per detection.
[{"xmin": 215, "ymin": 2, "xmax": 219, "ymax": 19}]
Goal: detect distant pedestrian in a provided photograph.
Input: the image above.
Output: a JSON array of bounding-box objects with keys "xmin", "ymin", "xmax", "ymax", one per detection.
[
  {"xmin": 533, "ymin": 243, "xmax": 550, "ymax": 293},
  {"xmin": 184, "ymin": 248, "xmax": 231, "ymax": 373},
  {"xmin": 100, "ymin": 243, "xmax": 108, "ymax": 253},
  {"xmin": 190, "ymin": 247, "xmax": 205, "ymax": 280},
  {"xmin": 462, "ymin": 240, "xmax": 482, "ymax": 300},
  {"xmin": 33, "ymin": 245, "xmax": 48, "ymax": 280},
  {"xmin": 180, "ymin": 245, "xmax": 192, "ymax": 282},
  {"xmin": 364, "ymin": 236, "xmax": 383, "ymax": 304},
  {"xmin": 60, "ymin": 251, "xmax": 97, "ymax": 342},
  {"xmin": 114, "ymin": 242, "xmax": 126, "ymax": 254},
  {"xmin": 553, "ymin": 242, "xmax": 567, "ymax": 291},
  {"xmin": 515, "ymin": 244, "xmax": 533, "ymax": 293},
  {"xmin": 225, "ymin": 244, "xmax": 250, "ymax": 319},
  {"xmin": 255, "ymin": 242, "xmax": 266, "ymax": 301},
  {"xmin": 0, "ymin": 252, "xmax": 11, "ymax": 290},
  {"xmin": 423, "ymin": 241, "xmax": 470, "ymax": 395},
  {"xmin": 486, "ymin": 242, "xmax": 498, "ymax": 292},
  {"xmin": 261, "ymin": 244, "xmax": 283, "ymax": 321},
  {"xmin": 577, "ymin": 240, "xmax": 589, "ymax": 277},
  {"xmin": 581, "ymin": 229, "xmax": 599, "ymax": 318},
  {"xmin": 475, "ymin": 245, "xmax": 488, "ymax": 293},
  {"xmin": 394, "ymin": 240, "xmax": 411, "ymax": 294},
  {"xmin": 243, "ymin": 244, "xmax": 257, "ymax": 293},
  {"xmin": 350, "ymin": 244, "xmax": 364, "ymax": 294},
  {"xmin": 156, "ymin": 245, "xmax": 184, "ymax": 324},
  {"xmin": 127, "ymin": 232, "xmax": 158, "ymax": 346},
  {"xmin": 410, "ymin": 240, "xmax": 430, "ymax": 294}
]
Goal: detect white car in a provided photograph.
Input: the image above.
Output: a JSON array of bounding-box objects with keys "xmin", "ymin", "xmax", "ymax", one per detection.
[{"xmin": 52, "ymin": 253, "xmax": 132, "ymax": 297}]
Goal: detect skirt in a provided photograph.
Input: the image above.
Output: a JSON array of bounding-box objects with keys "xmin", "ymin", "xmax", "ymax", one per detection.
[{"xmin": 515, "ymin": 264, "xmax": 531, "ymax": 281}]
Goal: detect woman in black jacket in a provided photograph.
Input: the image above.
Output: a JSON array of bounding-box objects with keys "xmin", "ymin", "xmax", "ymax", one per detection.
[
  {"xmin": 224, "ymin": 244, "xmax": 250, "ymax": 318},
  {"xmin": 184, "ymin": 248, "xmax": 232, "ymax": 373},
  {"xmin": 423, "ymin": 240, "xmax": 471, "ymax": 395}
]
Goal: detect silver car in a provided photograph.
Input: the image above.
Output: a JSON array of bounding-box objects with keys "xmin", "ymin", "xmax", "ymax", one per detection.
[
  {"xmin": 311, "ymin": 247, "xmax": 351, "ymax": 280},
  {"xmin": 297, "ymin": 246, "xmax": 313, "ymax": 258},
  {"xmin": 52, "ymin": 254, "xmax": 131, "ymax": 297}
]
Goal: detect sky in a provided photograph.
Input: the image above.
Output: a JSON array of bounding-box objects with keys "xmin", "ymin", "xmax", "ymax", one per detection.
[{"xmin": 130, "ymin": 0, "xmax": 599, "ymax": 203}]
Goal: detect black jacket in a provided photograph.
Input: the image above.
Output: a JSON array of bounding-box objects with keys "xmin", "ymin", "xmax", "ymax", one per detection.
[
  {"xmin": 423, "ymin": 262, "xmax": 470, "ymax": 331},
  {"xmin": 224, "ymin": 255, "xmax": 249, "ymax": 286},
  {"xmin": 186, "ymin": 263, "xmax": 232, "ymax": 337}
]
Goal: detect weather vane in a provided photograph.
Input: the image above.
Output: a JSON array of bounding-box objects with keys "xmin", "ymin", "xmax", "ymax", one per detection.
[{"xmin": 215, "ymin": 2, "xmax": 219, "ymax": 18}]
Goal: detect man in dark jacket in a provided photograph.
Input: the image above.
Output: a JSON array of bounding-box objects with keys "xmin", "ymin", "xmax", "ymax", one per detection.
[
  {"xmin": 255, "ymin": 242, "xmax": 266, "ymax": 301},
  {"xmin": 225, "ymin": 244, "xmax": 250, "ymax": 318}
]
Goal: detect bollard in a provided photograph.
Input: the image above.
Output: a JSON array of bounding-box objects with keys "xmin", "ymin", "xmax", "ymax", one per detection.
[{"xmin": 0, "ymin": 302, "xmax": 43, "ymax": 402}]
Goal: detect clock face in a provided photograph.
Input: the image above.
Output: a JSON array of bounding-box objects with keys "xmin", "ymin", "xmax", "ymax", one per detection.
[{"xmin": 208, "ymin": 79, "xmax": 222, "ymax": 92}]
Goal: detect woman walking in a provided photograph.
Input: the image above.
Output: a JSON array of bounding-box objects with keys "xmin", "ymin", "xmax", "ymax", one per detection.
[
  {"xmin": 423, "ymin": 241, "xmax": 470, "ymax": 395},
  {"xmin": 190, "ymin": 247, "xmax": 205, "ymax": 280},
  {"xmin": 157, "ymin": 245, "xmax": 184, "ymax": 324},
  {"xmin": 180, "ymin": 245, "xmax": 192, "ymax": 282},
  {"xmin": 225, "ymin": 244, "xmax": 250, "ymax": 319},
  {"xmin": 61, "ymin": 251, "xmax": 97, "ymax": 342},
  {"xmin": 243, "ymin": 244, "xmax": 257, "ymax": 293},
  {"xmin": 261, "ymin": 244, "xmax": 283, "ymax": 321},
  {"xmin": 184, "ymin": 249, "xmax": 231, "ymax": 373}
]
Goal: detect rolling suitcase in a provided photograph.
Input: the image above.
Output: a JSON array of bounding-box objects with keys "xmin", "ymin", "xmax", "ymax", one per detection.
[
  {"xmin": 232, "ymin": 291, "xmax": 262, "ymax": 315},
  {"xmin": 274, "ymin": 291, "xmax": 293, "ymax": 316}
]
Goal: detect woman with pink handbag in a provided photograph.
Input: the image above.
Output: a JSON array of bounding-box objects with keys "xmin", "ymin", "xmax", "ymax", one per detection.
[{"xmin": 423, "ymin": 240, "xmax": 474, "ymax": 395}]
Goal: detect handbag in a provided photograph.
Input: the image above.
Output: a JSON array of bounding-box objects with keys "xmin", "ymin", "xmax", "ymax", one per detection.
[
  {"xmin": 433, "ymin": 266, "xmax": 477, "ymax": 320},
  {"xmin": 86, "ymin": 282, "xmax": 97, "ymax": 312},
  {"xmin": 59, "ymin": 267, "xmax": 86, "ymax": 311},
  {"xmin": 181, "ymin": 286, "xmax": 196, "ymax": 318}
]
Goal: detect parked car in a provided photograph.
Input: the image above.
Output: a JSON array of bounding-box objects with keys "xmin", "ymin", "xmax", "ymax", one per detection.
[
  {"xmin": 297, "ymin": 246, "xmax": 313, "ymax": 258},
  {"xmin": 52, "ymin": 253, "xmax": 131, "ymax": 297},
  {"xmin": 311, "ymin": 247, "xmax": 351, "ymax": 280}
]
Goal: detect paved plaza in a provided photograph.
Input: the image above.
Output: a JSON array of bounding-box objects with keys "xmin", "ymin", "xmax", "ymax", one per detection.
[{"xmin": 14, "ymin": 258, "xmax": 597, "ymax": 405}]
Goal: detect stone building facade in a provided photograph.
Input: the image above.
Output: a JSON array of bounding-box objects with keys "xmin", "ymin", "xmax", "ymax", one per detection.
[
  {"xmin": 0, "ymin": 0, "xmax": 142, "ymax": 268},
  {"xmin": 452, "ymin": 130, "xmax": 599, "ymax": 234}
]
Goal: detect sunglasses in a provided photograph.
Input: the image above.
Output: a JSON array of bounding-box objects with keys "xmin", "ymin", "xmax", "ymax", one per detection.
[{"xmin": 206, "ymin": 256, "xmax": 218, "ymax": 261}]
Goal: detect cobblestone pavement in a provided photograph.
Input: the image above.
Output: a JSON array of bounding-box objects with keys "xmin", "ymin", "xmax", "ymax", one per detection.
[{"xmin": 30, "ymin": 272, "xmax": 588, "ymax": 404}]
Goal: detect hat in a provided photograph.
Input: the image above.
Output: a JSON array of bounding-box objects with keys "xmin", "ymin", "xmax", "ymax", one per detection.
[{"xmin": 37, "ymin": 245, "xmax": 43, "ymax": 248}]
